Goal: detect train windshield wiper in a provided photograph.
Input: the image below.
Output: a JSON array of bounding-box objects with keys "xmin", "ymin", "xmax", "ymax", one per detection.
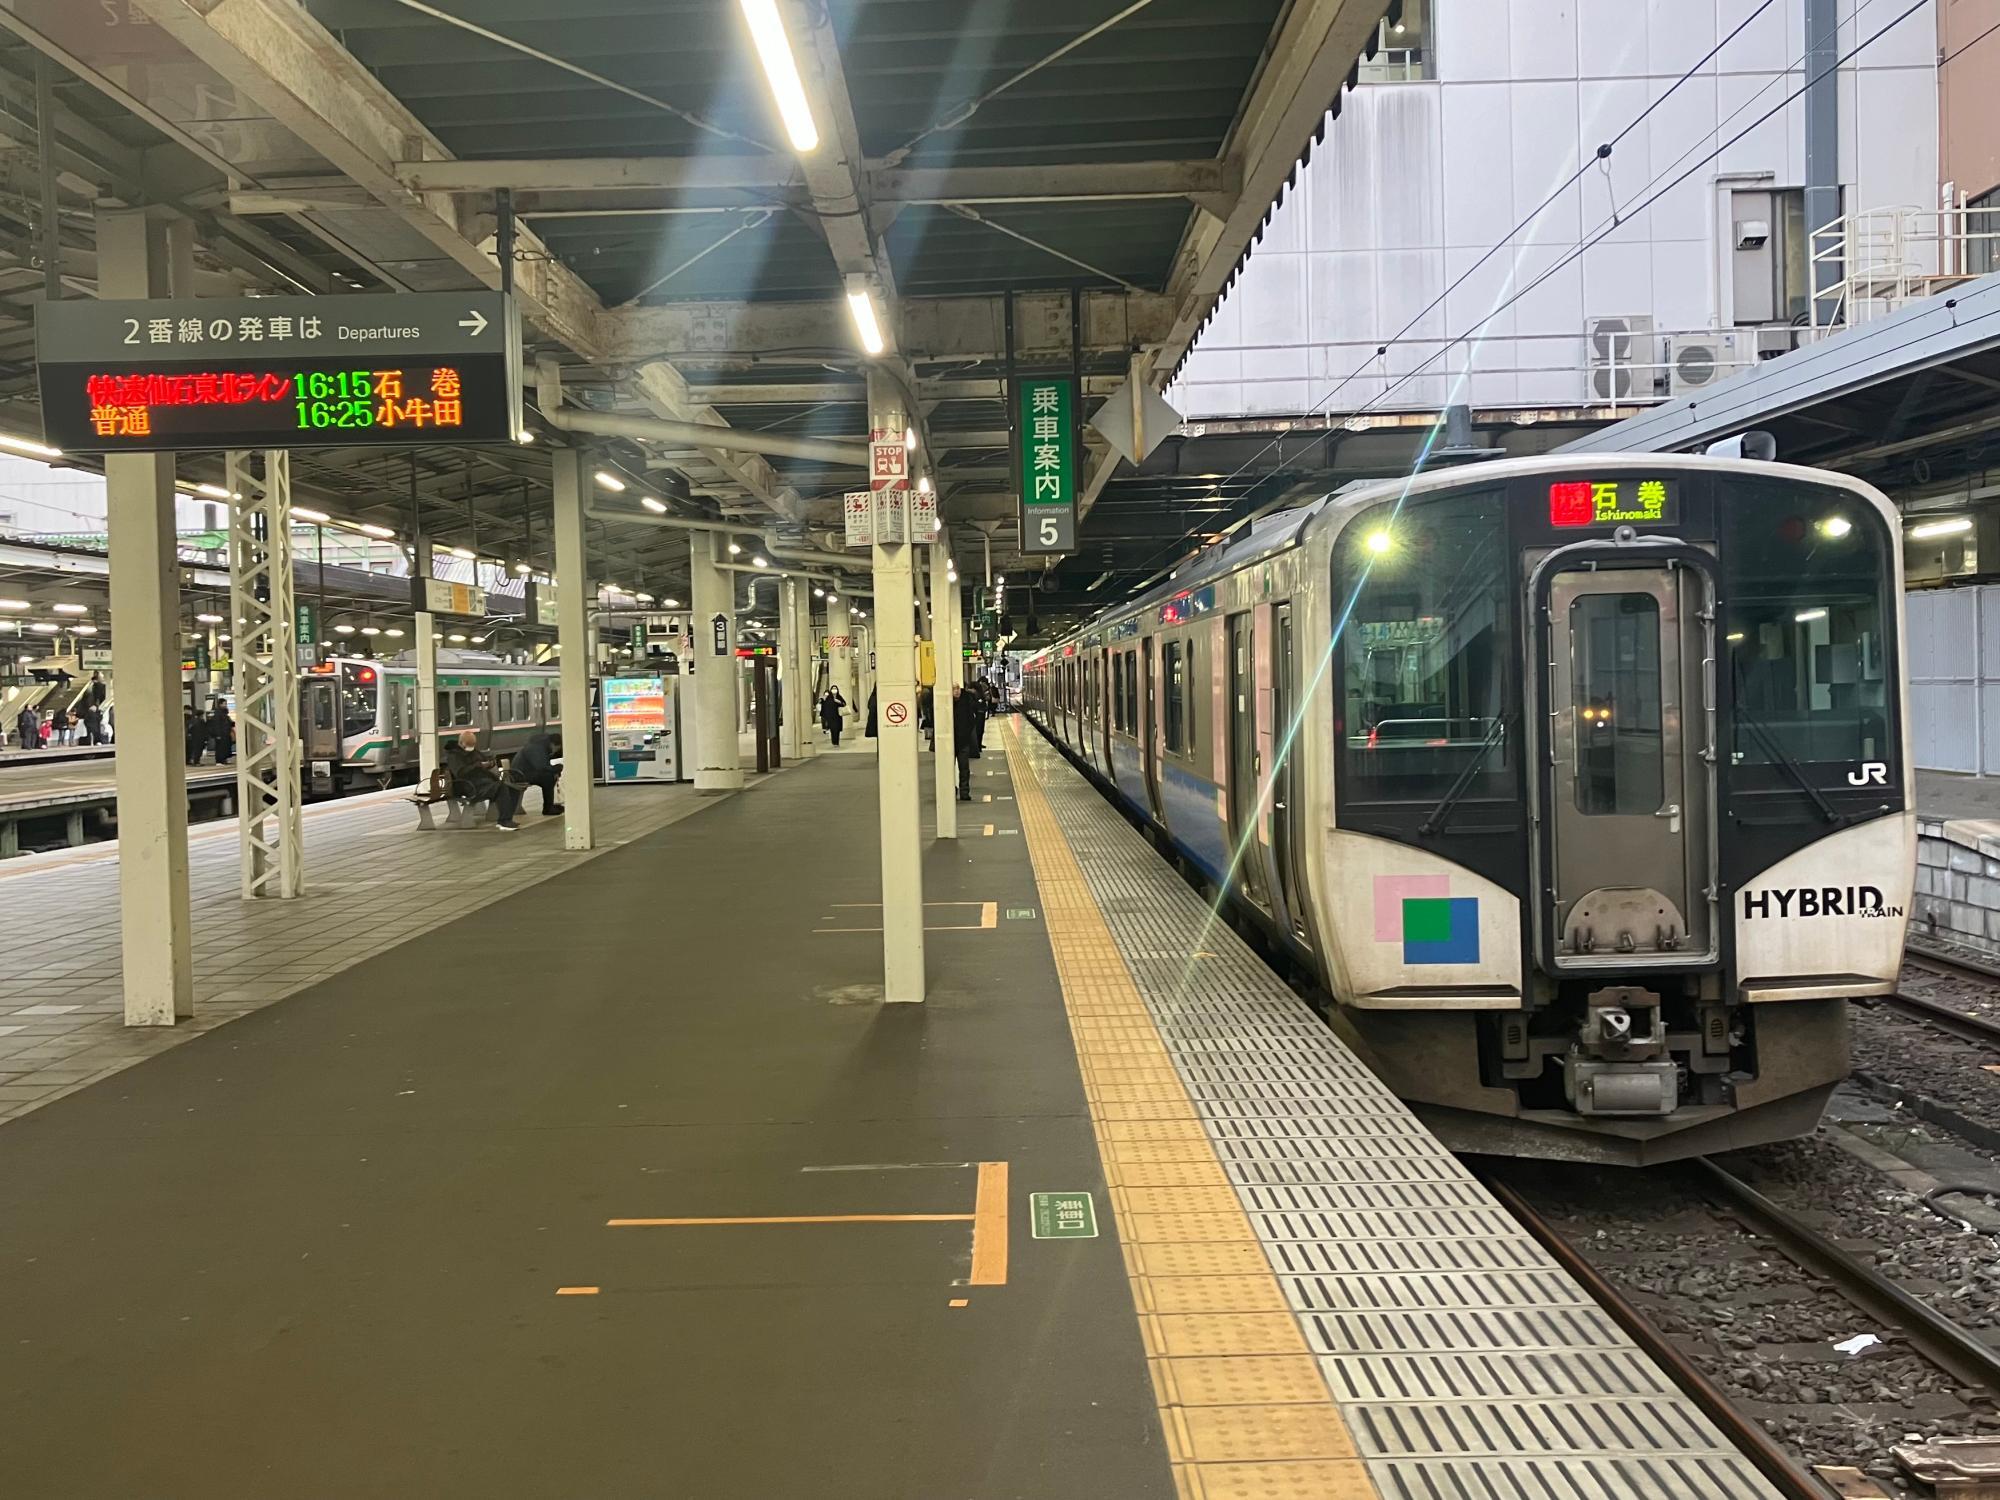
[
  {"xmin": 1730, "ymin": 666, "xmax": 1846, "ymax": 826},
  {"xmin": 1417, "ymin": 715, "xmax": 1508, "ymax": 838}
]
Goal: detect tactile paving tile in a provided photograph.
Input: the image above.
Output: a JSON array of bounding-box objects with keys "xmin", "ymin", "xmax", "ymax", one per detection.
[{"xmin": 1008, "ymin": 726, "xmax": 1782, "ymax": 1499}]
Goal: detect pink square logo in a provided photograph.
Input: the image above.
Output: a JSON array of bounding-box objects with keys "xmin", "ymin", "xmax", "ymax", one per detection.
[{"xmin": 1373, "ymin": 874, "xmax": 1450, "ymax": 941}]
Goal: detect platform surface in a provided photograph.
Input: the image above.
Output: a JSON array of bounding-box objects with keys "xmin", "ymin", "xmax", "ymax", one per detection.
[
  {"xmin": 0, "ymin": 728, "xmax": 1779, "ymax": 1497},
  {"xmin": 0, "ymin": 754, "xmax": 233, "ymax": 814}
]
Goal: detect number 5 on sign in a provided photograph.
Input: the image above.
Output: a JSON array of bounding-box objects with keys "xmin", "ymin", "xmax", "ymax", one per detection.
[{"xmin": 1022, "ymin": 507, "xmax": 1074, "ymax": 555}]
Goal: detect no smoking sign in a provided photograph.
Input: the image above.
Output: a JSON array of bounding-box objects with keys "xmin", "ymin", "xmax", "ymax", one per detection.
[{"xmin": 884, "ymin": 700, "xmax": 910, "ymax": 726}]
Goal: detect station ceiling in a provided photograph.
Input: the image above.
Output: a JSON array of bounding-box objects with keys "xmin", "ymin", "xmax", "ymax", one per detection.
[{"xmin": 0, "ymin": 0, "xmax": 1393, "ymax": 638}]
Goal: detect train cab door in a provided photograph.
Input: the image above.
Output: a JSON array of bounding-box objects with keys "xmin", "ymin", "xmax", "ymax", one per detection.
[
  {"xmin": 1140, "ymin": 636, "xmax": 1162, "ymax": 821},
  {"xmin": 1541, "ymin": 559, "xmax": 1717, "ymax": 968},
  {"xmin": 302, "ymin": 678, "xmax": 342, "ymax": 762},
  {"xmin": 1226, "ymin": 614, "xmax": 1270, "ymax": 911}
]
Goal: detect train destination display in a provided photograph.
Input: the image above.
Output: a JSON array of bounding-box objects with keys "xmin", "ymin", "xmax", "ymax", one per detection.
[{"xmin": 36, "ymin": 292, "xmax": 521, "ymax": 453}]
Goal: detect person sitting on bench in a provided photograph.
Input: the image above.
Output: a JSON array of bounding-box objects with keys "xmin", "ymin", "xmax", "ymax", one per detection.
[
  {"xmin": 443, "ymin": 730, "xmax": 502, "ymax": 814},
  {"xmin": 495, "ymin": 731, "xmax": 563, "ymax": 832}
]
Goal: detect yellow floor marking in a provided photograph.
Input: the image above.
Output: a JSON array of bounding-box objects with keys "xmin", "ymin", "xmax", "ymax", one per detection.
[
  {"xmin": 1003, "ymin": 721, "xmax": 1377, "ymax": 1500},
  {"xmin": 968, "ymin": 1160, "xmax": 1010, "ymax": 1286},
  {"xmin": 555, "ymin": 1286, "xmax": 600, "ymax": 1296},
  {"xmin": 609, "ymin": 1213, "xmax": 973, "ymax": 1227},
  {"xmin": 949, "ymin": 1298, "xmax": 970, "ymax": 1308},
  {"xmin": 982, "ymin": 824, "xmax": 995, "ymax": 836}
]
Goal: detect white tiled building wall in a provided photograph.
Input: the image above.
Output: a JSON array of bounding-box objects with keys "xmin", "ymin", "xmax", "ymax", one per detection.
[{"xmin": 1173, "ymin": 0, "xmax": 1940, "ymax": 420}]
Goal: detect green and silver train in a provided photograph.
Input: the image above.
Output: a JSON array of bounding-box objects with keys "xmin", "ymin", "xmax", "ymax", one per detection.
[{"xmin": 301, "ymin": 651, "xmax": 563, "ymax": 792}]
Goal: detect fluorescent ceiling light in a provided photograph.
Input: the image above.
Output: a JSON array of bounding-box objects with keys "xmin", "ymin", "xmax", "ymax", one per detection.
[
  {"xmin": 845, "ymin": 286, "xmax": 885, "ymax": 356},
  {"xmin": 28, "ymin": 622, "xmax": 57, "ymax": 633},
  {"xmin": 0, "ymin": 599, "xmax": 27, "ymax": 610},
  {"xmin": 70, "ymin": 624, "xmax": 97, "ymax": 635},
  {"xmin": 1795, "ymin": 607, "xmax": 1828, "ymax": 623},
  {"xmin": 1909, "ymin": 516, "xmax": 1972, "ymax": 539},
  {"xmin": 515, "ymin": 430, "xmax": 535, "ymax": 444},
  {"xmin": 194, "ymin": 612, "xmax": 224, "ymax": 624},
  {"xmin": 727, "ymin": 542, "xmax": 742, "ymax": 555},
  {"xmin": 514, "ymin": 562, "xmax": 532, "ymax": 575},
  {"xmin": 640, "ymin": 495, "xmax": 668, "ymax": 514},
  {"xmin": 595, "ymin": 471, "xmax": 627, "ymax": 492},
  {"xmin": 361, "ymin": 627, "xmax": 381, "ymax": 636},
  {"xmin": 736, "ymin": 0, "xmax": 819, "ymax": 152},
  {"xmin": 448, "ymin": 633, "xmax": 467, "ymax": 643},
  {"xmin": 752, "ymin": 555, "xmax": 769, "ymax": 568},
  {"xmin": 385, "ymin": 628, "xmax": 406, "ymax": 639},
  {"xmin": 334, "ymin": 624, "xmax": 357, "ymax": 635},
  {"xmin": 193, "ymin": 482, "xmax": 235, "ymax": 499},
  {"xmin": 449, "ymin": 546, "xmax": 476, "ymax": 560},
  {"xmin": 51, "ymin": 602, "xmax": 88, "ymax": 615},
  {"xmin": 292, "ymin": 506, "xmax": 330, "ymax": 523},
  {"xmin": 635, "ymin": 592, "xmax": 655, "ymax": 603},
  {"xmin": 0, "ymin": 433, "xmax": 60, "ymax": 458},
  {"xmin": 358, "ymin": 523, "xmax": 396, "ymax": 539},
  {"xmin": 662, "ymin": 597, "xmax": 681, "ymax": 608},
  {"xmin": 904, "ymin": 426, "xmax": 917, "ymax": 452}
]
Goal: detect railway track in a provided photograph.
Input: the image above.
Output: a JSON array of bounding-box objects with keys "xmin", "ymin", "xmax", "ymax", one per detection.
[{"xmin": 1487, "ymin": 1156, "xmax": 2000, "ymax": 1497}]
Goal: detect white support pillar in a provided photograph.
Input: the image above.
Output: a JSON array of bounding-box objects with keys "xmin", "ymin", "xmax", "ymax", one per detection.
[
  {"xmin": 228, "ymin": 449, "xmax": 302, "ymax": 901},
  {"xmin": 415, "ymin": 610, "xmax": 439, "ymax": 784},
  {"xmin": 870, "ymin": 370, "xmax": 925, "ymax": 1003},
  {"xmin": 930, "ymin": 543, "xmax": 958, "ymax": 839},
  {"xmin": 827, "ymin": 595, "xmax": 854, "ymax": 729},
  {"xmin": 690, "ymin": 533, "xmax": 743, "ymax": 791},
  {"xmin": 779, "ymin": 575, "xmax": 809, "ymax": 762},
  {"xmin": 551, "ymin": 446, "xmax": 595, "ymax": 850},
  {"xmin": 98, "ymin": 205, "xmax": 193, "ymax": 1026}
]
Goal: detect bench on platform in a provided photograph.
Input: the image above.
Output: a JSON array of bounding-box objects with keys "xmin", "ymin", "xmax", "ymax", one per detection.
[{"xmin": 408, "ymin": 769, "xmax": 494, "ymax": 831}]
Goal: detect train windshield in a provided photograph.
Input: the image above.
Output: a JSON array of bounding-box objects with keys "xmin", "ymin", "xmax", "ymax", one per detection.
[
  {"xmin": 339, "ymin": 664, "xmax": 378, "ymax": 737},
  {"xmin": 1336, "ymin": 487, "xmax": 1512, "ymax": 804},
  {"xmin": 1720, "ymin": 477, "xmax": 1895, "ymax": 788}
]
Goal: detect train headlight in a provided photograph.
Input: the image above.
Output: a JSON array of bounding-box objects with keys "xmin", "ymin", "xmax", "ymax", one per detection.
[
  {"xmin": 1816, "ymin": 515, "xmax": 1852, "ymax": 539},
  {"xmin": 1364, "ymin": 529, "xmax": 1393, "ymax": 555}
]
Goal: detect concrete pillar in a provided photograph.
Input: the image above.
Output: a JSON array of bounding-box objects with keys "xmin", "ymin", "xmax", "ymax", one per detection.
[
  {"xmin": 869, "ymin": 369, "xmax": 925, "ymax": 1003},
  {"xmin": 551, "ymin": 447, "xmax": 595, "ymax": 849},
  {"xmin": 827, "ymin": 595, "xmax": 854, "ymax": 730},
  {"xmin": 930, "ymin": 543, "xmax": 958, "ymax": 839},
  {"xmin": 98, "ymin": 205, "xmax": 193, "ymax": 1026},
  {"xmin": 690, "ymin": 533, "xmax": 743, "ymax": 791},
  {"xmin": 779, "ymin": 575, "xmax": 809, "ymax": 762}
]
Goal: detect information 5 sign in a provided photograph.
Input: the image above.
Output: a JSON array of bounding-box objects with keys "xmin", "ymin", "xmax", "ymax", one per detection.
[{"xmin": 1018, "ymin": 378, "xmax": 1076, "ymax": 555}]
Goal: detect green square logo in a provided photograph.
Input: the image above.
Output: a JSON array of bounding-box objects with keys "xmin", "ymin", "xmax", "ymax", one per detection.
[{"xmin": 1402, "ymin": 897, "xmax": 1453, "ymax": 943}]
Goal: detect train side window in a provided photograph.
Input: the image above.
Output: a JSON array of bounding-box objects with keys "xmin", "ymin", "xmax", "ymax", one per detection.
[
  {"xmin": 1125, "ymin": 650, "xmax": 1139, "ymax": 731},
  {"xmin": 435, "ymin": 690, "xmax": 450, "ymax": 727},
  {"xmin": 1163, "ymin": 640, "xmax": 1186, "ymax": 752},
  {"xmin": 452, "ymin": 690, "xmax": 472, "ymax": 726},
  {"xmin": 549, "ymin": 686, "xmax": 560, "ymax": 720}
]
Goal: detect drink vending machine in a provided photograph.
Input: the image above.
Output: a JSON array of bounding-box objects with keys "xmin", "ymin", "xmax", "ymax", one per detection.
[{"xmin": 599, "ymin": 674, "xmax": 681, "ymax": 782}]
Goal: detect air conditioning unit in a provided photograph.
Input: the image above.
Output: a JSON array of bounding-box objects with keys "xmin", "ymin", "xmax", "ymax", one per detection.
[
  {"xmin": 1754, "ymin": 325, "xmax": 1801, "ymax": 361},
  {"xmin": 1585, "ymin": 315, "xmax": 1656, "ymax": 401},
  {"xmin": 1666, "ymin": 331, "xmax": 1751, "ymax": 398}
]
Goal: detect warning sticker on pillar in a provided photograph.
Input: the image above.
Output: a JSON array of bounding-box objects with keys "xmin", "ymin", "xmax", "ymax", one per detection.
[
  {"xmin": 1018, "ymin": 377, "xmax": 1076, "ymax": 556},
  {"xmin": 873, "ymin": 485, "xmax": 909, "ymax": 544},
  {"xmin": 909, "ymin": 484, "xmax": 938, "ymax": 540},
  {"xmin": 869, "ymin": 438, "xmax": 908, "ymax": 491},
  {"xmin": 843, "ymin": 489, "xmax": 874, "ymax": 547}
]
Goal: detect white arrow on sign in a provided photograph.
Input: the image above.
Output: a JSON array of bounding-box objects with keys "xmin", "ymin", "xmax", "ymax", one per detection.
[{"xmin": 458, "ymin": 308, "xmax": 489, "ymax": 336}]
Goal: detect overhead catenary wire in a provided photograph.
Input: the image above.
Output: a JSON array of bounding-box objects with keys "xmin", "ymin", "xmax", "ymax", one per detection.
[{"xmin": 1117, "ymin": 0, "xmax": 1920, "ymax": 594}]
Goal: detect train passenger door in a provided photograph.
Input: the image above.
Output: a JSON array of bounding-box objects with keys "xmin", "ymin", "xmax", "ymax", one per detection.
[
  {"xmin": 1269, "ymin": 603, "xmax": 1307, "ymax": 940},
  {"xmin": 1542, "ymin": 561, "xmax": 1716, "ymax": 966},
  {"xmin": 1226, "ymin": 614, "xmax": 1270, "ymax": 910},
  {"xmin": 1140, "ymin": 636, "xmax": 1162, "ymax": 820}
]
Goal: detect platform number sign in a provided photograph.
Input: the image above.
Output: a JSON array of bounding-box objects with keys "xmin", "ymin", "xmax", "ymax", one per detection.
[
  {"xmin": 710, "ymin": 612, "xmax": 729, "ymax": 658},
  {"xmin": 1018, "ymin": 378, "xmax": 1076, "ymax": 555}
]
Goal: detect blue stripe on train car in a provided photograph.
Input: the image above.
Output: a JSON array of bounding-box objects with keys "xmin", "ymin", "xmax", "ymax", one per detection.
[
  {"xmin": 1109, "ymin": 739, "xmax": 1151, "ymax": 816},
  {"xmin": 1159, "ymin": 761, "xmax": 1231, "ymax": 884}
]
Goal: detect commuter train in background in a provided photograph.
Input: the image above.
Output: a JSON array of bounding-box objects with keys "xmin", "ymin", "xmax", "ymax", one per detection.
[
  {"xmin": 1023, "ymin": 453, "xmax": 1913, "ymax": 1165},
  {"xmin": 299, "ymin": 651, "xmax": 562, "ymax": 792}
]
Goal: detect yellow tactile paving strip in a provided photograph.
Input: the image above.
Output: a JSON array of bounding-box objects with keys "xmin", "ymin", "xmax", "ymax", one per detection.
[{"xmin": 1005, "ymin": 725, "xmax": 1379, "ymax": 1500}]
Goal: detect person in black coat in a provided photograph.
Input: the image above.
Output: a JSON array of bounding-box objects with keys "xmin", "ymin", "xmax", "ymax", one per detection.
[
  {"xmin": 206, "ymin": 701, "xmax": 235, "ymax": 763},
  {"xmin": 951, "ymin": 685, "xmax": 980, "ymax": 801},
  {"xmin": 864, "ymin": 687, "xmax": 877, "ymax": 738},
  {"xmin": 184, "ymin": 707, "xmax": 208, "ymax": 765},
  {"xmin": 495, "ymin": 731, "xmax": 563, "ymax": 831},
  {"xmin": 819, "ymin": 686, "xmax": 846, "ymax": 745}
]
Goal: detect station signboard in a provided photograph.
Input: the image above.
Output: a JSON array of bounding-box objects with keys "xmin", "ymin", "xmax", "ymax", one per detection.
[
  {"xmin": 36, "ymin": 292, "xmax": 521, "ymax": 453},
  {"xmin": 411, "ymin": 577, "xmax": 487, "ymax": 617},
  {"xmin": 1018, "ymin": 377, "xmax": 1076, "ymax": 555}
]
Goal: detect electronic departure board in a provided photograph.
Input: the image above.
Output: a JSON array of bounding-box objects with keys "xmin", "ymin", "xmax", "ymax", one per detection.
[
  {"xmin": 36, "ymin": 292, "xmax": 521, "ymax": 453},
  {"xmin": 1547, "ymin": 477, "xmax": 1680, "ymax": 528}
]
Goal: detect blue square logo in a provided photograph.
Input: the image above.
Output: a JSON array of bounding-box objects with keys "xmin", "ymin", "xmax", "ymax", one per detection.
[{"xmin": 1402, "ymin": 897, "xmax": 1480, "ymax": 965}]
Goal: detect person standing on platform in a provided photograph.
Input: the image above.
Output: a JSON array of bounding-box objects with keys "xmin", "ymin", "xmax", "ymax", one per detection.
[
  {"xmin": 819, "ymin": 685, "xmax": 846, "ymax": 746},
  {"xmin": 864, "ymin": 687, "xmax": 877, "ymax": 739},
  {"xmin": 185, "ymin": 706, "xmax": 207, "ymax": 765},
  {"xmin": 207, "ymin": 700, "xmax": 235, "ymax": 764},
  {"xmin": 79, "ymin": 698, "xmax": 103, "ymax": 746},
  {"xmin": 951, "ymin": 684, "xmax": 979, "ymax": 801},
  {"xmin": 15, "ymin": 703, "xmax": 36, "ymax": 751},
  {"xmin": 918, "ymin": 684, "xmax": 934, "ymax": 751}
]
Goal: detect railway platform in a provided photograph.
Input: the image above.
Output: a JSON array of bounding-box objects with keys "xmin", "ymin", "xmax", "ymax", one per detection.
[{"xmin": 0, "ymin": 725, "xmax": 1779, "ymax": 1498}]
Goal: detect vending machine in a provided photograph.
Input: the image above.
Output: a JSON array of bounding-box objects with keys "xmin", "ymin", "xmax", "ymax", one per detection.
[{"xmin": 599, "ymin": 675, "xmax": 680, "ymax": 782}]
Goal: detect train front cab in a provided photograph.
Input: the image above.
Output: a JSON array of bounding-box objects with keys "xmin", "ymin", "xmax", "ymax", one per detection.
[{"xmin": 1326, "ymin": 457, "xmax": 1912, "ymax": 1165}]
